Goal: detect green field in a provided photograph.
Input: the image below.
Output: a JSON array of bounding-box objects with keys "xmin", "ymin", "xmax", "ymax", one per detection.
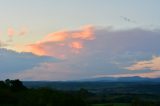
[{"xmin": 93, "ymin": 103, "xmax": 131, "ymax": 106}]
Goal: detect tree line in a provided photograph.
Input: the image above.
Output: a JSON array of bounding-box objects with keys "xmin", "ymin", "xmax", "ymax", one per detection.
[{"xmin": 0, "ymin": 79, "xmax": 90, "ymax": 106}]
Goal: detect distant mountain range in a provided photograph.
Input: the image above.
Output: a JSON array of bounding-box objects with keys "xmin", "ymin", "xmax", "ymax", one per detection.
[
  {"xmin": 23, "ymin": 76, "xmax": 160, "ymax": 91},
  {"xmin": 80, "ymin": 76, "xmax": 160, "ymax": 82}
]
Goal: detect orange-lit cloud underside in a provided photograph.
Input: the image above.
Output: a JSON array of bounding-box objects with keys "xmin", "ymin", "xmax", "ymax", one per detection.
[
  {"xmin": 126, "ymin": 56, "xmax": 160, "ymax": 71},
  {"xmin": 25, "ymin": 25, "xmax": 95, "ymax": 58}
]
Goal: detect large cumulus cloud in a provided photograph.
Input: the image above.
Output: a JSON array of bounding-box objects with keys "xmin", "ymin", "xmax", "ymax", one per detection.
[{"xmin": 10, "ymin": 26, "xmax": 160, "ymax": 80}]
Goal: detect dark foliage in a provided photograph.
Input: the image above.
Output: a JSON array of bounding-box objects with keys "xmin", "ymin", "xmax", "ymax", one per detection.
[
  {"xmin": 0, "ymin": 79, "xmax": 90, "ymax": 106},
  {"xmin": 1, "ymin": 80, "xmax": 160, "ymax": 106}
]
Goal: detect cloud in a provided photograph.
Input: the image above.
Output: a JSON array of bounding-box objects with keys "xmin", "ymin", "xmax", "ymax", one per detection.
[
  {"xmin": 42, "ymin": 31, "xmax": 68, "ymax": 42},
  {"xmin": 40, "ymin": 25, "xmax": 94, "ymax": 43},
  {"xmin": 17, "ymin": 27, "xmax": 160, "ymax": 80},
  {"xmin": 71, "ymin": 25, "xmax": 95, "ymax": 40},
  {"xmin": 7, "ymin": 28, "xmax": 15, "ymax": 37},
  {"xmin": 126, "ymin": 56, "xmax": 160, "ymax": 71},
  {"xmin": 69, "ymin": 41, "xmax": 83, "ymax": 53},
  {"xmin": 12, "ymin": 62, "xmax": 76, "ymax": 81},
  {"xmin": 25, "ymin": 25, "xmax": 95, "ymax": 58},
  {"xmin": 3, "ymin": 26, "xmax": 160, "ymax": 80},
  {"xmin": 7, "ymin": 27, "xmax": 28, "ymax": 40},
  {"xmin": 7, "ymin": 28, "xmax": 15, "ymax": 42},
  {"xmin": 0, "ymin": 48, "xmax": 58, "ymax": 79}
]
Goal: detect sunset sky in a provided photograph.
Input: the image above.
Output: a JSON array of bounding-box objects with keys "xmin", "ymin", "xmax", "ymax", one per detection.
[{"xmin": 0, "ymin": 0, "xmax": 160, "ymax": 80}]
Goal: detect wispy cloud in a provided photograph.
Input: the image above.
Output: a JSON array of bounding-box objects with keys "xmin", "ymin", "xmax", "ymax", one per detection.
[
  {"xmin": 7, "ymin": 28, "xmax": 15, "ymax": 42},
  {"xmin": 126, "ymin": 56, "xmax": 160, "ymax": 71},
  {"xmin": 6, "ymin": 27, "xmax": 29, "ymax": 42},
  {"xmin": 7, "ymin": 28, "xmax": 15, "ymax": 37}
]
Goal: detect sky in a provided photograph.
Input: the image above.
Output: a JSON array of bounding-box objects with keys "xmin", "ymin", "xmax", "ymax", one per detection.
[{"xmin": 0, "ymin": 0, "xmax": 160, "ymax": 80}]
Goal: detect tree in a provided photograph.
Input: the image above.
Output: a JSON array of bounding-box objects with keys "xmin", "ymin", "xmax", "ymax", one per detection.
[{"xmin": 4, "ymin": 79, "xmax": 26, "ymax": 91}]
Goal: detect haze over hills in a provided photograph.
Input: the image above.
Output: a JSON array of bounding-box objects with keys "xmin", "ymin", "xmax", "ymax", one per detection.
[
  {"xmin": 23, "ymin": 76, "xmax": 160, "ymax": 90},
  {"xmin": 80, "ymin": 76, "xmax": 160, "ymax": 82},
  {"xmin": 23, "ymin": 76, "xmax": 160, "ymax": 95}
]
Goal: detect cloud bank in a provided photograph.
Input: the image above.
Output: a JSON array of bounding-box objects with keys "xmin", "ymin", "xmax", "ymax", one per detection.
[
  {"xmin": 1, "ymin": 25, "xmax": 160, "ymax": 80},
  {"xmin": 0, "ymin": 48, "xmax": 57, "ymax": 80}
]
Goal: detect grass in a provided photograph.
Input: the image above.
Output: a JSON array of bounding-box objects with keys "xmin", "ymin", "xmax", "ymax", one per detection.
[{"xmin": 92, "ymin": 103, "xmax": 131, "ymax": 106}]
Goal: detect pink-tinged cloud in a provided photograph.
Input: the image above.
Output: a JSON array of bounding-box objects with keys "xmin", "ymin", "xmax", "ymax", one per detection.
[
  {"xmin": 70, "ymin": 41, "xmax": 83, "ymax": 49},
  {"xmin": 7, "ymin": 27, "xmax": 28, "ymax": 39},
  {"xmin": 40, "ymin": 25, "xmax": 94, "ymax": 43},
  {"xmin": 26, "ymin": 43, "xmax": 49, "ymax": 56},
  {"xmin": 41, "ymin": 31, "xmax": 68, "ymax": 43},
  {"xmin": 126, "ymin": 56, "xmax": 160, "ymax": 71},
  {"xmin": 71, "ymin": 25, "xmax": 95, "ymax": 40},
  {"xmin": 7, "ymin": 28, "xmax": 15, "ymax": 37},
  {"xmin": 25, "ymin": 25, "xmax": 95, "ymax": 58},
  {"xmin": 69, "ymin": 41, "xmax": 83, "ymax": 53},
  {"xmin": 26, "ymin": 42, "xmax": 69, "ymax": 58}
]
